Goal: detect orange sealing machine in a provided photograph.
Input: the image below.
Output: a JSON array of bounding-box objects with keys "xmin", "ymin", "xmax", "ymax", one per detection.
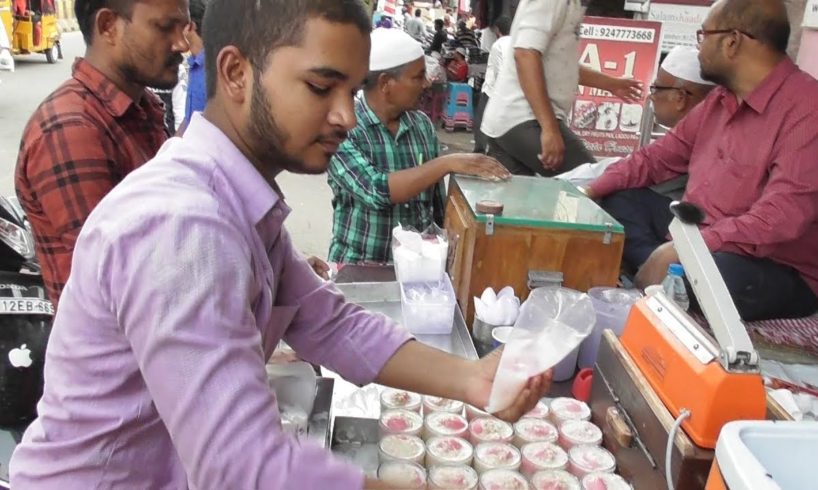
[{"xmin": 620, "ymin": 202, "xmax": 766, "ymax": 450}]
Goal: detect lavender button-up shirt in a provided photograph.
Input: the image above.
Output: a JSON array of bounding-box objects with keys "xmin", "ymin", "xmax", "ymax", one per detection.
[{"xmin": 10, "ymin": 114, "xmax": 412, "ymax": 489}]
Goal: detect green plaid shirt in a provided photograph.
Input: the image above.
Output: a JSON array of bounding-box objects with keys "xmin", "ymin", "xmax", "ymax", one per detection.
[{"xmin": 328, "ymin": 96, "xmax": 445, "ymax": 264}]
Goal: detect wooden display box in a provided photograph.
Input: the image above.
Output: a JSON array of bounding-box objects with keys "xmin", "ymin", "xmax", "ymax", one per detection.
[
  {"xmin": 444, "ymin": 176, "xmax": 625, "ymax": 325},
  {"xmin": 591, "ymin": 330, "xmax": 791, "ymax": 490}
]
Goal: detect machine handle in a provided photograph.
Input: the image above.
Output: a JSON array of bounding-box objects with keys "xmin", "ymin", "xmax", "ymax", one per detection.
[{"xmin": 606, "ymin": 406, "xmax": 634, "ymax": 448}]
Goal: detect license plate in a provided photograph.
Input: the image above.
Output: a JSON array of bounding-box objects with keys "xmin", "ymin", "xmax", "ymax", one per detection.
[{"xmin": 0, "ymin": 298, "xmax": 54, "ymax": 316}]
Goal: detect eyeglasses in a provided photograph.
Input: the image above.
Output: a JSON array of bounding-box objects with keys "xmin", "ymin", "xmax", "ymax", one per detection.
[
  {"xmin": 649, "ymin": 85, "xmax": 692, "ymax": 96},
  {"xmin": 696, "ymin": 28, "xmax": 756, "ymax": 45}
]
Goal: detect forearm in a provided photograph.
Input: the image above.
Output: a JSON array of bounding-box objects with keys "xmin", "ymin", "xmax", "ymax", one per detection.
[
  {"xmin": 376, "ymin": 340, "xmax": 472, "ymax": 403},
  {"xmin": 387, "ymin": 158, "xmax": 453, "ymax": 204},
  {"xmin": 515, "ymin": 49, "xmax": 558, "ymax": 130},
  {"xmin": 579, "ymin": 66, "xmax": 616, "ymax": 91}
]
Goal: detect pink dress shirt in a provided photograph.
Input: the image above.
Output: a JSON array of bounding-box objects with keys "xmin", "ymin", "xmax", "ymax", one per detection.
[{"xmin": 10, "ymin": 114, "xmax": 412, "ymax": 489}]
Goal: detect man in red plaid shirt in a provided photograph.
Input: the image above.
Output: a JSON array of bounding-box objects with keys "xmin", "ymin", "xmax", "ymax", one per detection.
[{"xmin": 16, "ymin": 0, "xmax": 191, "ymax": 307}]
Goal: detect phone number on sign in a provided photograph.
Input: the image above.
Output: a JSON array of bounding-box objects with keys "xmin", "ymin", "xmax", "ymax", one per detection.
[{"xmin": 580, "ymin": 25, "xmax": 656, "ymax": 43}]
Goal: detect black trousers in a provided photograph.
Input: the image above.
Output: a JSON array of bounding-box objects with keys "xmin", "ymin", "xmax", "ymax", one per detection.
[
  {"xmin": 602, "ymin": 188, "xmax": 818, "ymax": 321},
  {"xmin": 473, "ymin": 93, "xmax": 489, "ymax": 154},
  {"xmin": 486, "ymin": 119, "xmax": 596, "ymax": 177}
]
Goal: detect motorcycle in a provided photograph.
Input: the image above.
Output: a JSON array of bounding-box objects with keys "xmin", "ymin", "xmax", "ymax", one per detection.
[{"xmin": 0, "ymin": 195, "xmax": 53, "ymax": 428}]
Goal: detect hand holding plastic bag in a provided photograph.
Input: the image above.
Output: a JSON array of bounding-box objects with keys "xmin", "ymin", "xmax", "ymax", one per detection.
[{"xmin": 485, "ymin": 287, "xmax": 596, "ymax": 413}]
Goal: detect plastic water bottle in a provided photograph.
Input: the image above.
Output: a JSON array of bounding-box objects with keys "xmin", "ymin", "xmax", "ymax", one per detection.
[{"xmin": 661, "ymin": 263, "xmax": 690, "ymax": 311}]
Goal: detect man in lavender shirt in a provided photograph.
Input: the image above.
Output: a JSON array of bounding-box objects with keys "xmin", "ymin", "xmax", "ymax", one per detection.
[{"xmin": 10, "ymin": 0, "xmax": 551, "ymax": 489}]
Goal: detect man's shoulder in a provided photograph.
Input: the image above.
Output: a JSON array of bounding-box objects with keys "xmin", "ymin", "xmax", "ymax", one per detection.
[
  {"xmin": 24, "ymin": 78, "xmax": 106, "ymax": 136},
  {"xmin": 405, "ymin": 109, "xmax": 436, "ymax": 133},
  {"xmin": 84, "ymin": 140, "xmax": 222, "ymax": 238}
]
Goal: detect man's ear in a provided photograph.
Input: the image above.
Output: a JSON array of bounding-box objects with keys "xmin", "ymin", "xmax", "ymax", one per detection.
[
  {"xmin": 95, "ymin": 8, "xmax": 122, "ymax": 47},
  {"xmin": 216, "ymin": 46, "xmax": 252, "ymax": 104}
]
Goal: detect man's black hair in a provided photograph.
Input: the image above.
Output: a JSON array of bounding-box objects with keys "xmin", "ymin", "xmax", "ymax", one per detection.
[
  {"xmin": 493, "ymin": 16, "xmax": 511, "ymax": 36},
  {"xmin": 190, "ymin": 0, "xmax": 209, "ymax": 33},
  {"xmin": 434, "ymin": 18, "xmax": 444, "ymax": 31},
  {"xmin": 415, "ymin": 9, "xmax": 421, "ymax": 17},
  {"xmin": 203, "ymin": 0, "xmax": 370, "ymax": 99},
  {"xmin": 75, "ymin": 0, "xmax": 134, "ymax": 44},
  {"xmin": 716, "ymin": 0, "xmax": 790, "ymax": 53}
]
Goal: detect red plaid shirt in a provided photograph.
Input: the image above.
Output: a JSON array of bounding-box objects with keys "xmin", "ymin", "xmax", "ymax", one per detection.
[
  {"xmin": 590, "ymin": 58, "xmax": 818, "ymax": 296},
  {"xmin": 16, "ymin": 58, "xmax": 168, "ymax": 307}
]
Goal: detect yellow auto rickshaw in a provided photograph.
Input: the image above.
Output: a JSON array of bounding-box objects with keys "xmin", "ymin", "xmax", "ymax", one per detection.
[{"xmin": 0, "ymin": 0, "xmax": 62, "ymax": 64}]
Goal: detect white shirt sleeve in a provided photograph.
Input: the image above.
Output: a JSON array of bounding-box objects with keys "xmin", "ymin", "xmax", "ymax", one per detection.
[
  {"xmin": 513, "ymin": 0, "xmax": 562, "ymax": 53},
  {"xmin": 483, "ymin": 40, "xmax": 505, "ymax": 94},
  {"xmin": 172, "ymin": 64, "xmax": 188, "ymax": 131}
]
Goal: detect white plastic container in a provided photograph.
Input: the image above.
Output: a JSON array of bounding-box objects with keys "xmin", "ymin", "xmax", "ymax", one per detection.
[
  {"xmin": 532, "ymin": 469, "xmax": 582, "ymax": 490},
  {"xmin": 378, "ymin": 461, "xmax": 427, "ymax": 489},
  {"xmin": 381, "ymin": 389, "xmax": 422, "ymax": 413},
  {"xmin": 424, "ymin": 412, "xmax": 469, "ymax": 440},
  {"xmin": 393, "ymin": 235, "xmax": 448, "ymax": 284},
  {"xmin": 553, "ymin": 346, "xmax": 581, "ymax": 382},
  {"xmin": 466, "ymin": 404, "xmax": 491, "ymax": 421},
  {"xmin": 379, "ymin": 434, "xmax": 426, "ymax": 465},
  {"xmin": 520, "ymin": 442, "xmax": 569, "ymax": 476},
  {"xmin": 558, "ymin": 420, "xmax": 603, "ymax": 450},
  {"xmin": 478, "ymin": 469, "xmax": 529, "ymax": 490},
  {"xmin": 469, "ymin": 417, "xmax": 514, "ymax": 445},
  {"xmin": 423, "ymin": 396, "xmax": 465, "ymax": 416},
  {"xmin": 513, "ymin": 418, "xmax": 559, "ymax": 447},
  {"xmin": 549, "ymin": 398, "xmax": 592, "ymax": 426},
  {"xmin": 429, "ymin": 465, "xmax": 479, "ymax": 490},
  {"xmin": 711, "ymin": 420, "xmax": 818, "ymax": 490},
  {"xmin": 426, "ymin": 436, "xmax": 474, "ymax": 467},
  {"xmin": 473, "ymin": 442, "xmax": 522, "ymax": 474},
  {"xmin": 578, "ymin": 288, "xmax": 640, "ymax": 369},
  {"xmin": 400, "ymin": 275, "xmax": 456, "ymax": 334},
  {"xmin": 567, "ymin": 445, "xmax": 616, "ymax": 479},
  {"xmin": 581, "ymin": 472, "xmax": 632, "ymax": 489},
  {"xmin": 379, "ymin": 409, "xmax": 424, "ymax": 438},
  {"xmin": 523, "ymin": 400, "xmax": 550, "ymax": 420}
]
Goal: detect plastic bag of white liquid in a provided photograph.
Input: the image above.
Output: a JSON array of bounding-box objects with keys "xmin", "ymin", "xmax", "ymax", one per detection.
[{"xmin": 485, "ymin": 287, "xmax": 596, "ymax": 413}]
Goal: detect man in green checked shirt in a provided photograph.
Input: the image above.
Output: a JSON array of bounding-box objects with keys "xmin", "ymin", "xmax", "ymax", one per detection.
[{"xmin": 328, "ymin": 28, "xmax": 509, "ymax": 264}]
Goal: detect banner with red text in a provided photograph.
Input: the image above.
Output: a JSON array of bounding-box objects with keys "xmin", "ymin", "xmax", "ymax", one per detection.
[{"xmin": 569, "ymin": 17, "xmax": 663, "ymax": 159}]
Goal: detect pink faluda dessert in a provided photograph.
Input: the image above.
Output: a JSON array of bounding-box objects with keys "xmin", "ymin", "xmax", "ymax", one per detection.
[
  {"xmin": 549, "ymin": 398, "xmax": 592, "ymax": 426},
  {"xmin": 423, "ymin": 396, "xmax": 465, "ymax": 415},
  {"xmin": 520, "ymin": 442, "xmax": 569, "ymax": 476},
  {"xmin": 531, "ymin": 470, "xmax": 582, "ymax": 490},
  {"xmin": 581, "ymin": 473, "xmax": 632, "ymax": 490},
  {"xmin": 379, "ymin": 408, "xmax": 423, "ymax": 438},
  {"xmin": 473, "ymin": 442, "xmax": 522, "ymax": 474},
  {"xmin": 558, "ymin": 420, "xmax": 603, "ymax": 450},
  {"xmin": 513, "ymin": 418, "xmax": 559, "ymax": 447},
  {"xmin": 469, "ymin": 417, "xmax": 514, "ymax": 445},
  {"xmin": 567, "ymin": 445, "xmax": 616, "ymax": 479},
  {"xmin": 478, "ymin": 469, "xmax": 530, "ymax": 490},
  {"xmin": 424, "ymin": 411, "xmax": 469, "ymax": 440},
  {"xmin": 377, "ymin": 461, "xmax": 426, "ymax": 489},
  {"xmin": 524, "ymin": 400, "xmax": 550, "ymax": 420},
  {"xmin": 378, "ymin": 434, "xmax": 426, "ymax": 465},
  {"xmin": 426, "ymin": 436, "xmax": 474, "ymax": 467},
  {"xmin": 381, "ymin": 388, "xmax": 422, "ymax": 413},
  {"xmin": 429, "ymin": 465, "xmax": 479, "ymax": 490}
]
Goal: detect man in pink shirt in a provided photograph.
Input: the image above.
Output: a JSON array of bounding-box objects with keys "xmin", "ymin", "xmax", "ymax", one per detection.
[
  {"xmin": 9, "ymin": 1, "xmax": 550, "ymax": 489},
  {"xmin": 586, "ymin": 0, "xmax": 818, "ymax": 322}
]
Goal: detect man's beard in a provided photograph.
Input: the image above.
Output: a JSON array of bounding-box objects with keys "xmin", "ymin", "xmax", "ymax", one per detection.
[
  {"xmin": 699, "ymin": 61, "xmax": 729, "ymax": 88},
  {"xmin": 248, "ymin": 77, "xmax": 315, "ymax": 175},
  {"xmin": 123, "ymin": 54, "xmax": 184, "ymax": 91}
]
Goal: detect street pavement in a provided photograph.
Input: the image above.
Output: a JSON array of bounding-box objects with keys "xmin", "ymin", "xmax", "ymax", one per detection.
[{"xmin": 0, "ymin": 31, "xmax": 474, "ymax": 258}]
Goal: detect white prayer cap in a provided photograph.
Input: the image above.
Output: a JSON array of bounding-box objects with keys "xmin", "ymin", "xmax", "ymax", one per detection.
[
  {"xmin": 661, "ymin": 46, "xmax": 715, "ymax": 86},
  {"xmin": 370, "ymin": 28, "xmax": 425, "ymax": 71}
]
